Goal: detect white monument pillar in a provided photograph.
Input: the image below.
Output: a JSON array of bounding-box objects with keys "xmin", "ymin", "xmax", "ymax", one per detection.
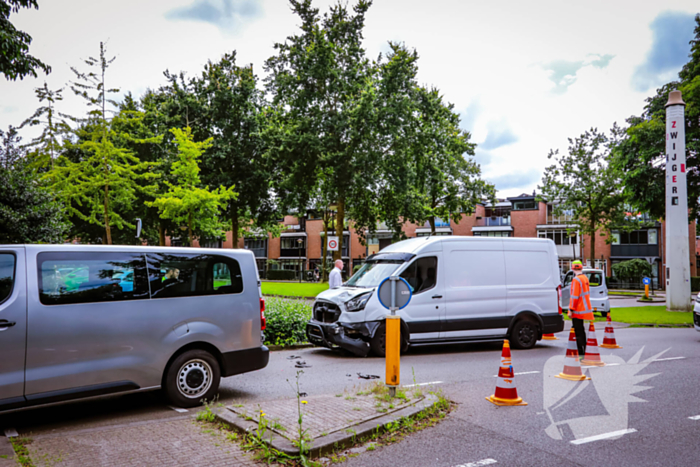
[{"xmin": 665, "ymin": 90, "xmax": 692, "ymax": 311}]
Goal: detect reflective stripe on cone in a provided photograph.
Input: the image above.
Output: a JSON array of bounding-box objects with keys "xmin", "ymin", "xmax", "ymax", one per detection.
[
  {"xmin": 600, "ymin": 313, "xmax": 622, "ymax": 349},
  {"xmin": 486, "ymin": 339, "xmax": 527, "ymax": 406},
  {"xmin": 542, "ymin": 333, "xmax": 559, "ymax": 340},
  {"xmin": 581, "ymin": 321, "xmax": 605, "ymax": 366},
  {"xmin": 555, "ymin": 327, "xmax": 591, "ymax": 381}
]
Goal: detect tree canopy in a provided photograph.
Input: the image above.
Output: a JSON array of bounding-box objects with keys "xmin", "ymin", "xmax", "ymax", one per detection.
[{"xmin": 0, "ymin": 0, "xmax": 51, "ymax": 80}]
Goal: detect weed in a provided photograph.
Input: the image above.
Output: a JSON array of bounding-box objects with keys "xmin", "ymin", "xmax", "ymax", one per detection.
[
  {"xmin": 287, "ymin": 370, "xmax": 314, "ymax": 466},
  {"xmin": 195, "ymin": 400, "xmax": 217, "ymax": 423},
  {"xmin": 10, "ymin": 437, "xmax": 34, "ymax": 467},
  {"xmin": 344, "ymin": 395, "xmax": 356, "ymax": 401},
  {"xmin": 366, "ymin": 443, "xmax": 376, "ymax": 451},
  {"xmin": 352, "ymin": 407, "xmax": 362, "ymax": 411},
  {"xmin": 335, "ymin": 394, "xmax": 343, "ymax": 398}
]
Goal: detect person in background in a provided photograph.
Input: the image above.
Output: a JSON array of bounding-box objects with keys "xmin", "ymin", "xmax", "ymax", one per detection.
[
  {"xmin": 162, "ymin": 268, "xmax": 180, "ymax": 287},
  {"xmin": 568, "ymin": 260, "xmax": 594, "ymax": 358},
  {"xmin": 329, "ymin": 259, "xmax": 344, "ymax": 288}
]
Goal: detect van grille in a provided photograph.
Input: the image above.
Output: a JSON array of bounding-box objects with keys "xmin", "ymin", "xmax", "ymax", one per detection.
[{"xmin": 314, "ymin": 301, "xmax": 341, "ymax": 323}]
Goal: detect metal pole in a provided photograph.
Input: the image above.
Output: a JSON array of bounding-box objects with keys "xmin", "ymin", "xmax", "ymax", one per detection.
[{"xmin": 387, "ymin": 277, "xmax": 399, "ymax": 398}]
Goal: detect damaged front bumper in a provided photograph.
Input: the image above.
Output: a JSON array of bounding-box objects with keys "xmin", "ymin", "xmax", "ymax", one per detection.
[{"xmin": 306, "ymin": 320, "xmax": 380, "ymax": 357}]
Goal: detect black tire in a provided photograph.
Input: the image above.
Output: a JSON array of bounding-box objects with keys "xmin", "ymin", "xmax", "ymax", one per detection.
[
  {"xmin": 600, "ymin": 311, "xmax": 609, "ymax": 318},
  {"xmin": 163, "ymin": 349, "xmax": 221, "ymax": 408},
  {"xmin": 510, "ymin": 318, "xmax": 540, "ymax": 350},
  {"xmin": 370, "ymin": 322, "xmax": 409, "ymax": 357}
]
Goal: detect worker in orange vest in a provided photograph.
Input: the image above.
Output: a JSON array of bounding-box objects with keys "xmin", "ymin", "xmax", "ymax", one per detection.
[{"xmin": 569, "ymin": 260, "xmax": 594, "ymax": 357}]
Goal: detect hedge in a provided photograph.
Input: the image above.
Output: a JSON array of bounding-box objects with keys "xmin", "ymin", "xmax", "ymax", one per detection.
[
  {"xmin": 264, "ymin": 297, "xmax": 313, "ymax": 346},
  {"xmin": 267, "ymin": 269, "xmax": 297, "ymax": 281}
]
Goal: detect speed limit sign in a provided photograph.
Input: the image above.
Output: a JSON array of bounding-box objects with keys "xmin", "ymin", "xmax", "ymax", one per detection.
[{"xmin": 327, "ymin": 236, "xmax": 339, "ymax": 251}]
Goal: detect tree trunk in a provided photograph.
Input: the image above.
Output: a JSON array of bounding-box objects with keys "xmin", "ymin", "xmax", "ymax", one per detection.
[
  {"xmin": 334, "ymin": 198, "xmax": 345, "ymax": 261},
  {"xmin": 231, "ymin": 210, "xmax": 239, "ymax": 249},
  {"xmin": 188, "ymin": 211, "xmax": 194, "ymax": 247},
  {"xmin": 589, "ymin": 219, "xmax": 596, "ymax": 268},
  {"xmin": 104, "ymin": 183, "xmax": 112, "ymax": 245},
  {"xmin": 429, "ymin": 216, "xmax": 436, "ymax": 235},
  {"xmin": 158, "ymin": 223, "xmax": 165, "ymax": 247},
  {"xmin": 322, "ymin": 210, "xmax": 329, "ymax": 282}
]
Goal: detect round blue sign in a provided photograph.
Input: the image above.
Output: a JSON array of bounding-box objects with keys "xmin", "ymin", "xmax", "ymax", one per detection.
[
  {"xmin": 642, "ymin": 277, "xmax": 651, "ymax": 285},
  {"xmin": 377, "ymin": 276, "xmax": 412, "ymax": 310}
]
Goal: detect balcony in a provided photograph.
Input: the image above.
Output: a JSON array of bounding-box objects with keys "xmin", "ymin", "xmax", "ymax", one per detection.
[
  {"xmin": 611, "ymin": 244, "xmax": 659, "ymax": 258},
  {"xmin": 476, "ymin": 216, "xmax": 511, "ymax": 227}
]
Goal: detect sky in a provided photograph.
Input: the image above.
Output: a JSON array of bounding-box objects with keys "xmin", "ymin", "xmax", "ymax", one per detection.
[{"xmin": 1, "ymin": 0, "xmax": 698, "ymax": 198}]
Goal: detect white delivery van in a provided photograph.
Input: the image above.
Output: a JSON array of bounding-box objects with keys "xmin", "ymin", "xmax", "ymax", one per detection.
[{"xmin": 306, "ymin": 236, "xmax": 564, "ymax": 356}]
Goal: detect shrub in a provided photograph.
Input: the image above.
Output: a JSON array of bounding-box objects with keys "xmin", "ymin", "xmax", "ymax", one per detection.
[
  {"xmin": 264, "ymin": 297, "xmax": 312, "ymax": 346},
  {"xmin": 611, "ymin": 259, "xmax": 652, "ymax": 283},
  {"xmin": 353, "ymin": 264, "xmax": 362, "ymax": 274},
  {"xmin": 267, "ymin": 270, "xmax": 297, "ymax": 281},
  {"xmin": 692, "ymin": 277, "xmax": 700, "ymax": 292}
]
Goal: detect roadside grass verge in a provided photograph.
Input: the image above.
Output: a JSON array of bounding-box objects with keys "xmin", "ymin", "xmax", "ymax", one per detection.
[
  {"xmin": 564, "ymin": 306, "xmax": 692, "ymax": 326},
  {"xmin": 262, "ymin": 281, "xmax": 328, "ymax": 298}
]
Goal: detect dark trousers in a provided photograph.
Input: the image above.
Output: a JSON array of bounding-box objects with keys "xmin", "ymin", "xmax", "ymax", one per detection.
[{"xmin": 572, "ymin": 318, "xmax": 587, "ymax": 356}]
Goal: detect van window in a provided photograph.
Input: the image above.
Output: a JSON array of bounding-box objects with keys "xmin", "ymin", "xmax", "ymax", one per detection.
[
  {"xmin": 445, "ymin": 250, "xmax": 505, "ymax": 288},
  {"xmin": 585, "ymin": 272, "xmax": 604, "ymax": 287},
  {"xmin": 0, "ymin": 253, "xmax": 15, "ymax": 304},
  {"xmin": 400, "ymin": 257, "xmax": 437, "ymax": 294},
  {"xmin": 147, "ymin": 253, "xmax": 242, "ymax": 299},
  {"xmin": 38, "ymin": 252, "xmax": 149, "ymax": 305}
]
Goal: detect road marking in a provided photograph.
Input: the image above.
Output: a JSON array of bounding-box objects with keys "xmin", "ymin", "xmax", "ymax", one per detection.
[
  {"xmin": 493, "ymin": 371, "xmax": 540, "ymax": 377},
  {"xmin": 453, "ymin": 458, "xmax": 497, "ymax": 467},
  {"xmin": 405, "ymin": 381, "xmax": 443, "ymax": 387},
  {"xmin": 570, "ymin": 428, "xmax": 637, "ymax": 445},
  {"xmin": 689, "ymin": 415, "xmax": 700, "ymax": 420},
  {"xmin": 4, "ymin": 428, "xmax": 18, "ymax": 438},
  {"xmin": 168, "ymin": 406, "xmax": 188, "ymax": 413},
  {"xmin": 652, "ymin": 357, "xmax": 685, "ymax": 362}
]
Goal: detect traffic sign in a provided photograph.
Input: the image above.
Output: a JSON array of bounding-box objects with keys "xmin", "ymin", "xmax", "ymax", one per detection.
[
  {"xmin": 377, "ymin": 276, "xmax": 412, "ymax": 311},
  {"xmin": 643, "ymin": 277, "xmax": 651, "ymax": 286},
  {"xmin": 327, "ymin": 236, "xmax": 339, "ymax": 251}
]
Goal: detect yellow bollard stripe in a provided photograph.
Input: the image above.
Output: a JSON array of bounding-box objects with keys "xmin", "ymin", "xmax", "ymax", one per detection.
[{"xmin": 385, "ymin": 315, "xmax": 401, "ymax": 387}]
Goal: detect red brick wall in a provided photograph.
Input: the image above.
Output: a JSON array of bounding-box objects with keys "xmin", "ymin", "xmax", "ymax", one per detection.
[
  {"xmin": 581, "ymin": 232, "xmax": 612, "ymax": 267},
  {"xmin": 511, "ymin": 208, "xmax": 540, "ymax": 238},
  {"xmin": 451, "ymin": 205, "xmax": 484, "ymax": 236}
]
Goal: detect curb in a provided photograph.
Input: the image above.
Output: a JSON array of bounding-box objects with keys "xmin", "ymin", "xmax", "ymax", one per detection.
[
  {"xmin": 0, "ymin": 436, "xmax": 16, "ymax": 467},
  {"xmin": 635, "ymin": 298, "xmax": 666, "ymax": 303},
  {"xmin": 631, "ymin": 323, "xmax": 693, "ymax": 328},
  {"xmin": 267, "ymin": 343, "xmax": 314, "ymax": 351},
  {"xmin": 214, "ymin": 394, "xmax": 439, "ymax": 457}
]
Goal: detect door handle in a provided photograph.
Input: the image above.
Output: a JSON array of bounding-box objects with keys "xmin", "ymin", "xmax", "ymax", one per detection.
[
  {"xmin": 432, "ymin": 295, "xmax": 443, "ymax": 299},
  {"xmin": 0, "ymin": 320, "xmax": 16, "ymax": 328}
]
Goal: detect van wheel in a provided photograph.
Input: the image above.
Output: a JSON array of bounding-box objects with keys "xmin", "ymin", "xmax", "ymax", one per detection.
[
  {"xmin": 370, "ymin": 323, "xmax": 408, "ymax": 357},
  {"xmin": 164, "ymin": 350, "xmax": 221, "ymax": 408},
  {"xmin": 600, "ymin": 311, "xmax": 609, "ymax": 318},
  {"xmin": 510, "ymin": 319, "xmax": 539, "ymax": 350}
]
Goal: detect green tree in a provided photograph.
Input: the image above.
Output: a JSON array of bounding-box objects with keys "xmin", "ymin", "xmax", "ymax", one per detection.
[
  {"xmin": 614, "ymin": 14, "xmax": 700, "ymax": 221},
  {"xmin": 538, "ymin": 127, "xmax": 627, "ymax": 264},
  {"xmin": 611, "ymin": 258, "xmax": 653, "ymax": 284},
  {"xmin": 264, "ymin": 0, "xmax": 373, "ymax": 260},
  {"xmin": 0, "ymin": 0, "xmax": 50, "ymax": 80},
  {"xmin": 21, "ymin": 82, "xmax": 72, "ymax": 169},
  {"xmin": 147, "ymin": 127, "xmax": 237, "ymax": 246},
  {"xmin": 198, "ymin": 52, "xmax": 278, "ymax": 247},
  {"xmin": 0, "ymin": 126, "xmax": 68, "ymax": 243},
  {"xmin": 46, "ymin": 42, "xmax": 159, "ymax": 244}
]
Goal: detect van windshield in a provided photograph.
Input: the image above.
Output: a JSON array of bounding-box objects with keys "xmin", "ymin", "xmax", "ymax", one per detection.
[{"xmin": 346, "ymin": 260, "xmax": 404, "ymax": 288}]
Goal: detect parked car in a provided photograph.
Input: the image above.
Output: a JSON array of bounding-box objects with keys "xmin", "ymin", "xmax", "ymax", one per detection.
[
  {"xmin": 560, "ymin": 268, "xmax": 610, "ymax": 317},
  {"xmin": 306, "ymin": 236, "xmax": 564, "ymax": 356},
  {"xmin": 693, "ymin": 295, "xmax": 700, "ymax": 332},
  {"xmin": 0, "ymin": 244, "xmax": 268, "ymax": 413}
]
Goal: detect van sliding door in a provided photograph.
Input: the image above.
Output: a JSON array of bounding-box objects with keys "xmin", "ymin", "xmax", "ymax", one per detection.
[{"xmin": 0, "ymin": 248, "xmax": 26, "ymax": 410}]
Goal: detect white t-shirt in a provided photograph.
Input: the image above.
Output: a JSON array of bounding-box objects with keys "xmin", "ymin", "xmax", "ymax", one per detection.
[{"xmin": 329, "ymin": 267, "xmax": 342, "ymax": 288}]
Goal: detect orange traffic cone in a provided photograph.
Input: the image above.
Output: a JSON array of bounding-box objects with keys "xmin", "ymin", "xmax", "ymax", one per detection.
[
  {"xmin": 486, "ymin": 340, "xmax": 527, "ymax": 406},
  {"xmin": 600, "ymin": 313, "xmax": 622, "ymax": 349},
  {"xmin": 542, "ymin": 333, "xmax": 558, "ymax": 340},
  {"xmin": 555, "ymin": 328, "xmax": 591, "ymax": 381},
  {"xmin": 581, "ymin": 322, "xmax": 605, "ymax": 366}
]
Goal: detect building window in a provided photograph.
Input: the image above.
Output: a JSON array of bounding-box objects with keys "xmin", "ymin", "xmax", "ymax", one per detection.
[
  {"xmin": 473, "ymin": 231, "xmax": 512, "ymax": 237},
  {"xmin": 547, "ymin": 204, "xmax": 573, "ymax": 224},
  {"xmin": 416, "ymin": 231, "xmax": 453, "ymax": 237},
  {"xmin": 512, "ymin": 200, "xmax": 535, "ymax": 210},
  {"xmin": 281, "ymin": 237, "xmax": 306, "ymax": 249},
  {"xmin": 538, "ymin": 230, "xmax": 577, "ymax": 245},
  {"xmin": 612, "ymin": 229, "xmax": 658, "ymax": 245}
]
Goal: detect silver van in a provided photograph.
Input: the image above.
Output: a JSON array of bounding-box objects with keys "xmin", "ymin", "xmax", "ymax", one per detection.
[
  {"xmin": 560, "ymin": 268, "xmax": 610, "ymax": 317},
  {"xmin": 307, "ymin": 236, "xmax": 564, "ymax": 356},
  {"xmin": 0, "ymin": 245, "xmax": 269, "ymax": 412}
]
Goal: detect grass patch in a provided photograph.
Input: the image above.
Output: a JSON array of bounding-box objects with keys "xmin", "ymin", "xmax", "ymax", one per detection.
[
  {"xmin": 262, "ymin": 281, "xmax": 329, "ymax": 297},
  {"xmin": 10, "ymin": 437, "xmax": 34, "ymax": 467},
  {"xmin": 564, "ymin": 306, "xmax": 692, "ymax": 325}
]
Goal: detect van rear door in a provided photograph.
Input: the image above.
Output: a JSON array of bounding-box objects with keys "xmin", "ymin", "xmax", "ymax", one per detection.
[{"xmin": 0, "ymin": 247, "xmax": 27, "ymax": 410}]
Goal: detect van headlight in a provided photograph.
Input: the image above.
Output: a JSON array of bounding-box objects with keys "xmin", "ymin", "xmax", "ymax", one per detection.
[{"xmin": 346, "ymin": 293, "xmax": 372, "ymax": 312}]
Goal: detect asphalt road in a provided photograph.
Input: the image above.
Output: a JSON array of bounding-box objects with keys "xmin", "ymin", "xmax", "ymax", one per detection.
[{"xmin": 2, "ymin": 325, "xmax": 698, "ymax": 466}]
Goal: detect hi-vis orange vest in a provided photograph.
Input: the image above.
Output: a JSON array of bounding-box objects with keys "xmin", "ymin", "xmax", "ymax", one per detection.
[{"xmin": 569, "ymin": 274, "xmax": 594, "ymax": 320}]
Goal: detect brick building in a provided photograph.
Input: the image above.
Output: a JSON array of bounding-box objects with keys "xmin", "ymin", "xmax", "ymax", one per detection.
[{"xmin": 171, "ymin": 193, "xmax": 696, "ymax": 287}]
